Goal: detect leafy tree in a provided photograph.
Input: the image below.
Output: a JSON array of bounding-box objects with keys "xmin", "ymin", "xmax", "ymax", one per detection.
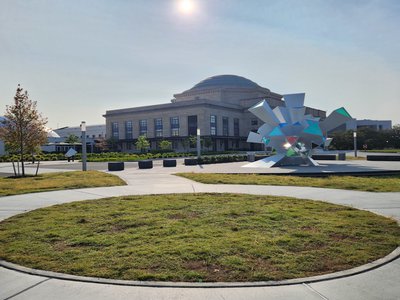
[
  {"xmin": 329, "ymin": 126, "xmax": 400, "ymax": 150},
  {"xmin": 0, "ymin": 85, "xmax": 47, "ymax": 176},
  {"xmin": 65, "ymin": 134, "xmax": 80, "ymax": 144},
  {"xmin": 94, "ymin": 138, "xmax": 109, "ymax": 152},
  {"xmin": 159, "ymin": 140, "xmax": 172, "ymax": 151},
  {"xmin": 188, "ymin": 135, "xmax": 197, "ymax": 148},
  {"xmin": 135, "ymin": 135, "xmax": 150, "ymax": 152}
]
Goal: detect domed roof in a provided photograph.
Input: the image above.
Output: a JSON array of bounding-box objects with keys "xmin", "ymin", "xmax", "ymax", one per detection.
[{"xmin": 191, "ymin": 75, "xmax": 260, "ymax": 90}]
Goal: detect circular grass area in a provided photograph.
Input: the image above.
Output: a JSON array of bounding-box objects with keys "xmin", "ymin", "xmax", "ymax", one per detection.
[{"xmin": 0, "ymin": 193, "xmax": 399, "ymax": 282}]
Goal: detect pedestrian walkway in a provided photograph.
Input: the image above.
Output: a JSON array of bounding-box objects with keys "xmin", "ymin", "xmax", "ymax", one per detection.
[{"xmin": 1, "ymin": 165, "xmax": 400, "ymax": 299}]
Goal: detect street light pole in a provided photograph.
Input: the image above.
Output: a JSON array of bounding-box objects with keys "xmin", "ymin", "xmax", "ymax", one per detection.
[
  {"xmin": 353, "ymin": 131, "xmax": 357, "ymax": 158},
  {"xmin": 197, "ymin": 128, "xmax": 201, "ymax": 159},
  {"xmin": 81, "ymin": 121, "xmax": 87, "ymax": 171}
]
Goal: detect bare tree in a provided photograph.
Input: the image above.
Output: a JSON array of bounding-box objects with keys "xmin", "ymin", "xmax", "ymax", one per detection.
[{"xmin": 0, "ymin": 85, "xmax": 47, "ymax": 176}]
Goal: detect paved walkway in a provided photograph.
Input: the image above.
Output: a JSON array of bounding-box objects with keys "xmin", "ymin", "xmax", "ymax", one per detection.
[{"xmin": 1, "ymin": 162, "xmax": 400, "ymax": 299}]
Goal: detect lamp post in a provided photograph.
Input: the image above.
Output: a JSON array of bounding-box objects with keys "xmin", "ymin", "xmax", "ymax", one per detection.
[
  {"xmin": 196, "ymin": 128, "xmax": 201, "ymax": 159},
  {"xmin": 353, "ymin": 131, "xmax": 357, "ymax": 158},
  {"xmin": 81, "ymin": 121, "xmax": 87, "ymax": 171}
]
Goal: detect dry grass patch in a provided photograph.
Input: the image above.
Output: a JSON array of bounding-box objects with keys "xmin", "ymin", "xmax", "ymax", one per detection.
[
  {"xmin": 0, "ymin": 171, "xmax": 126, "ymax": 196},
  {"xmin": 0, "ymin": 193, "xmax": 398, "ymax": 282},
  {"xmin": 176, "ymin": 173, "xmax": 400, "ymax": 192}
]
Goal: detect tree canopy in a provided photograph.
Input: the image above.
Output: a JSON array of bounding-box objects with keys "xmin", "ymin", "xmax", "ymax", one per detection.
[
  {"xmin": 135, "ymin": 135, "xmax": 150, "ymax": 152},
  {"xmin": 0, "ymin": 85, "xmax": 47, "ymax": 176},
  {"xmin": 65, "ymin": 134, "xmax": 80, "ymax": 144}
]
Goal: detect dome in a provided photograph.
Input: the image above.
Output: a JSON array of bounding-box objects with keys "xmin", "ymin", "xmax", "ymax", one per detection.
[{"xmin": 191, "ymin": 75, "xmax": 261, "ymax": 90}]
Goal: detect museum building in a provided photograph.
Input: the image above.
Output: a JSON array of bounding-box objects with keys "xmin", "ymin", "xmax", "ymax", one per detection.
[{"xmin": 103, "ymin": 75, "xmax": 326, "ymax": 152}]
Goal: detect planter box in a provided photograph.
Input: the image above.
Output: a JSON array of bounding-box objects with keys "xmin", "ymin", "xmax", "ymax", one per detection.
[
  {"xmin": 163, "ymin": 159, "xmax": 177, "ymax": 167},
  {"xmin": 138, "ymin": 160, "xmax": 153, "ymax": 169},
  {"xmin": 311, "ymin": 155, "xmax": 336, "ymax": 160},
  {"xmin": 367, "ymin": 155, "xmax": 400, "ymax": 161},
  {"xmin": 108, "ymin": 162, "xmax": 124, "ymax": 171},
  {"xmin": 184, "ymin": 158, "xmax": 198, "ymax": 165}
]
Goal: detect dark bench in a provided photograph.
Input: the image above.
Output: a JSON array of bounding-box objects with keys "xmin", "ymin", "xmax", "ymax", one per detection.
[
  {"xmin": 367, "ymin": 155, "xmax": 400, "ymax": 161},
  {"xmin": 311, "ymin": 155, "xmax": 336, "ymax": 160},
  {"xmin": 108, "ymin": 162, "xmax": 124, "ymax": 171},
  {"xmin": 138, "ymin": 160, "xmax": 153, "ymax": 169},
  {"xmin": 184, "ymin": 158, "xmax": 198, "ymax": 165},
  {"xmin": 163, "ymin": 159, "xmax": 177, "ymax": 167}
]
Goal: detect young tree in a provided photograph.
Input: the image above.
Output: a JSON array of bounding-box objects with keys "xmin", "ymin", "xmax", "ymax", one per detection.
[
  {"xmin": 188, "ymin": 135, "xmax": 197, "ymax": 148},
  {"xmin": 0, "ymin": 85, "xmax": 47, "ymax": 176},
  {"xmin": 159, "ymin": 139, "xmax": 172, "ymax": 151},
  {"xmin": 135, "ymin": 135, "xmax": 150, "ymax": 152},
  {"xmin": 94, "ymin": 137, "xmax": 109, "ymax": 152},
  {"xmin": 65, "ymin": 134, "xmax": 80, "ymax": 144}
]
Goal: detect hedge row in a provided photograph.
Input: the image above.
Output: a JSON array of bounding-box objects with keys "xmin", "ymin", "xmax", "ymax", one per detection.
[
  {"xmin": 0, "ymin": 152, "xmax": 251, "ymax": 163},
  {"xmin": 198, "ymin": 154, "xmax": 247, "ymax": 164},
  {"xmin": 0, "ymin": 152, "xmax": 193, "ymax": 163}
]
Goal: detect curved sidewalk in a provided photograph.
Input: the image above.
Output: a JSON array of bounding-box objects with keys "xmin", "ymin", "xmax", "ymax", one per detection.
[{"xmin": 1, "ymin": 170, "xmax": 400, "ymax": 299}]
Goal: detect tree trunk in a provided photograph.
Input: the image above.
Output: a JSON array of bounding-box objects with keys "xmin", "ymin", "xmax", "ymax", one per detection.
[
  {"xmin": 20, "ymin": 138, "xmax": 25, "ymax": 177},
  {"xmin": 21, "ymin": 153, "xmax": 25, "ymax": 177}
]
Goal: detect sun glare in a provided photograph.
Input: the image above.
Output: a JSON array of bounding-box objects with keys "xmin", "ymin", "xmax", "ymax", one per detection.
[{"xmin": 178, "ymin": 0, "xmax": 195, "ymax": 15}]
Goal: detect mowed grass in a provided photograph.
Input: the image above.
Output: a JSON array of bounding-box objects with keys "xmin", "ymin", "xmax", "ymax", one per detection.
[
  {"xmin": 0, "ymin": 193, "xmax": 398, "ymax": 282},
  {"xmin": 0, "ymin": 171, "xmax": 126, "ymax": 196},
  {"xmin": 176, "ymin": 173, "xmax": 400, "ymax": 192}
]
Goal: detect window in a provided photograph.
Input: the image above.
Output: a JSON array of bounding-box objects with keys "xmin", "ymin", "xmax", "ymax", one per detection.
[
  {"xmin": 170, "ymin": 117, "xmax": 179, "ymax": 136},
  {"xmin": 222, "ymin": 117, "xmax": 229, "ymax": 136},
  {"xmin": 234, "ymin": 118, "xmax": 239, "ymax": 137},
  {"xmin": 139, "ymin": 119, "xmax": 147, "ymax": 137},
  {"xmin": 251, "ymin": 118, "xmax": 258, "ymax": 126},
  {"xmin": 210, "ymin": 115, "xmax": 217, "ymax": 136},
  {"xmin": 154, "ymin": 118, "xmax": 163, "ymax": 137},
  {"xmin": 188, "ymin": 115, "xmax": 198, "ymax": 136},
  {"xmin": 112, "ymin": 122, "xmax": 119, "ymax": 139},
  {"xmin": 125, "ymin": 121, "xmax": 133, "ymax": 139}
]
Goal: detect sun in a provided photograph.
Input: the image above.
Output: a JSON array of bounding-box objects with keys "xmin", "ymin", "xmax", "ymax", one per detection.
[{"xmin": 178, "ymin": 0, "xmax": 196, "ymax": 15}]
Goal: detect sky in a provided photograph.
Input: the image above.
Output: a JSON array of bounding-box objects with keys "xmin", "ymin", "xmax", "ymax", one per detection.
[{"xmin": 1, "ymin": 0, "xmax": 399, "ymax": 129}]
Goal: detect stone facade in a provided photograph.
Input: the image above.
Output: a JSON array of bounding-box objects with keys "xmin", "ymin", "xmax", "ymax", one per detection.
[{"xmin": 103, "ymin": 75, "xmax": 326, "ymax": 152}]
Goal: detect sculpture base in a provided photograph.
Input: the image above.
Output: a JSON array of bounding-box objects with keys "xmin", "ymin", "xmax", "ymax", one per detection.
[{"xmin": 243, "ymin": 154, "xmax": 319, "ymax": 168}]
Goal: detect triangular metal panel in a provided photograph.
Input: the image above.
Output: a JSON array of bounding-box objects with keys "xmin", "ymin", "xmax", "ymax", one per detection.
[
  {"xmin": 289, "ymin": 107, "xmax": 306, "ymax": 124},
  {"xmin": 283, "ymin": 93, "xmax": 305, "ymax": 108},
  {"xmin": 246, "ymin": 131, "xmax": 263, "ymax": 143},
  {"xmin": 273, "ymin": 106, "xmax": 292, "ymax": 124},
  {"xmin": 257, "ymin": 123, "xmax": 274, "ymax": 137},
  {"xmin": 248, "ymin": 100, "xmax": 279, "ymax": 126}
]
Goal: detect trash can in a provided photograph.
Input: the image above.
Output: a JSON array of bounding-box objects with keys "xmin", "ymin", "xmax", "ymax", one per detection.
[
  {"xmin": 138, "ymin": 160, "xmax": 153, "ymax": 169},
  {"xmin": 163, "ymin": 159, "xmax": 177, "ymax": 167},
  {"xmin": 108, "ymin": 162, "xmax": 124, "ymax": 171},
  {"xmin": 338, "ymin": 153, "xmax": 346, "ymax": 161},
  {"xmin": 247, "ymin": 152, "xmax": 255, "ymax": 162}
]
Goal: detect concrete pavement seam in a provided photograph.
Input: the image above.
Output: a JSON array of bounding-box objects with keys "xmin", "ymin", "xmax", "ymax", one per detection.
[
  {"xmin": 3, "ymin": 278, "xmax": 51, "ymax": 300},
  {"xmin": 302, "ymin": 283, "xmax": 329, "ymax": 300}
]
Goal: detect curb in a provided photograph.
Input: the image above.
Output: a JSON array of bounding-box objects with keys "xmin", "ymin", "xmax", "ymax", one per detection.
[{"xmin": 1, "ymin": 246, "xmax": 399, "ymax": 288}]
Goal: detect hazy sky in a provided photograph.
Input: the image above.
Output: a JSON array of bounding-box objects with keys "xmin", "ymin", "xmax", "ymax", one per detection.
[{"xmin": 1, "ymin": 0, "xmax": 399, "ymax": 128}]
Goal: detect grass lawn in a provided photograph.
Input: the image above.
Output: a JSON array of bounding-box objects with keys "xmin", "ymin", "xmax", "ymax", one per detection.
[
  {"xmin": 0, "ymin": 193, "xmax": 398, "ymax": 282},
  {"xmin": 0, "ymin": 171, "xmax": 126, "ymax": 196},
  {"xmin": 176, "ymin": 173, "xmax": 400, "ymax": 192}
]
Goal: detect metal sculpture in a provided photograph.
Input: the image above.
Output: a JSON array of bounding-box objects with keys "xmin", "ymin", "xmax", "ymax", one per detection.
[{"xmin": 245, "ymin": 93, "xmax": 352, "ymax": 168}]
